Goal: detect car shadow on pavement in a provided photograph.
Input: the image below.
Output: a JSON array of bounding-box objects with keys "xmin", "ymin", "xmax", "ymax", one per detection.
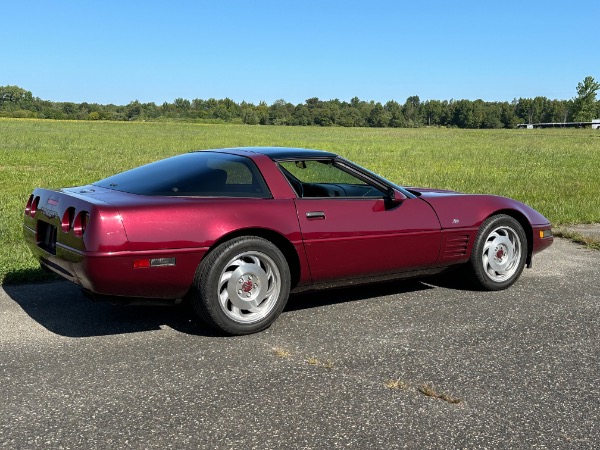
[
  {"xmin": 285, "ymin": 269, "xmax": 477, "ymax": 311},
  {"xmin": 285, "ymin": 278, "xmax": 432, "ymax": 312},
  {"xmin": 3, "ymin": 281, "xmax": 221, "ymax": 338},
  {"xmin": 4, "ymin": 275, "xmax": 459, "ymax": 339},
  {"xmin": 422, "ymin": 270, "xmax": 482, "ymax": 291}
]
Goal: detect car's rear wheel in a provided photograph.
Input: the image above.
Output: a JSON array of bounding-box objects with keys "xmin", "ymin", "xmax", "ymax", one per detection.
[
  {"xmin": 469, "ymin": 214, "xmax": 527, "ymax": 290},
  {"xmin": 191, "ymin": 236, "xmax": 291, "ymax": 335}
]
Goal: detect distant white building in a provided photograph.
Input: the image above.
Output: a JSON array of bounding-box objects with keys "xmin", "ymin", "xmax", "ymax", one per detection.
[{"xmin": 518, "ymin": 119, "xmax": 600, "ymax": 129}]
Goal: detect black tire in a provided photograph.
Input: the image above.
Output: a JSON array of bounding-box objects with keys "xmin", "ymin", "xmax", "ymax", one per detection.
[
  {"xmin": 469, "ymin": 214, "xmax": 527, "ymax": 291},
  {"xmin": 190, "ymin": 236, "xmax": 291, "ymax": 335}
]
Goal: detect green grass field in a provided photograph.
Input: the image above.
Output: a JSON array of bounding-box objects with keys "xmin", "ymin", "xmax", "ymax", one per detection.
[{"xmin": 2, "ymin": 118, "xmax": 599, "ymax": 284}]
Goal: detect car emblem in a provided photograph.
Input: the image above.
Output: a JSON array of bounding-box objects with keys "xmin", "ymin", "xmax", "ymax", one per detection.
[{"xmin": 452, "ymin": 218, "xmax": 460, "ymax": 224}]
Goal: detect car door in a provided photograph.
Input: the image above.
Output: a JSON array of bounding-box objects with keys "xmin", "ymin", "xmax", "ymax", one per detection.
[{"xmin": 279, "ymin": 160, "xmax": 441, "ymax": 283}]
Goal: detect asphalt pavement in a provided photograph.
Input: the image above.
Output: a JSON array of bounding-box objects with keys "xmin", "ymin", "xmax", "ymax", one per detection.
[{"xmin": 1, "ymin": 238, "xmax": 599, "ymax": 449}]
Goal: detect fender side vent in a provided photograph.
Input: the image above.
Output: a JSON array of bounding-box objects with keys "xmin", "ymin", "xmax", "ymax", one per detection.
[{"xmin": 441, "ymin": 234, "xmax": 470, "ymax": 258}]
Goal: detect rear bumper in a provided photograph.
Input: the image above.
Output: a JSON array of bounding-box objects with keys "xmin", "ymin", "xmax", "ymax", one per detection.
[{"xmin": 25, "ymin": 224, "xmax": 206, "ymax": 299}]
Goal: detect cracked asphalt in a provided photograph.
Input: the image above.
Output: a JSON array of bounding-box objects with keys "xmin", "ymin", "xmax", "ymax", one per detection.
[{"xmin": 1, "ymin": 238, "xmax": 599, "ymax": 449}]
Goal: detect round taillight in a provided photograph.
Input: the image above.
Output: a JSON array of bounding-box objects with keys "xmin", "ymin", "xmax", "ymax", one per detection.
[
  {"xmin": 30, "ymin": 196, "xmax": 40, "ymax": 217},
  {"xmin": 25, "ymin": 194, "xmax": 34, "ymax": 216},
  {"xmin": 61, "ymin": 207, "xmax": 76, "ymax": 232},
  {"xmin": 73, "ymin": 211, "xmax": 89, "ymax": 237}
]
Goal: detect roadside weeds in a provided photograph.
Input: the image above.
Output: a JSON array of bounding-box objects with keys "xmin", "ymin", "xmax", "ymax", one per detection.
[
  {"xmin": 554, "ymin": 228, "xmax": 600, "ymax": 250},
  {"xmin": 271, "ymin": 346, "xmax": 462, "ymax": 405}
]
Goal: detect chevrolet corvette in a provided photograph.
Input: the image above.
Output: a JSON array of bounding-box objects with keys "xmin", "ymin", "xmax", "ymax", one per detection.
[{"xmin": 23, "ymin": 147, "xmax": 553, "ymax": 334}]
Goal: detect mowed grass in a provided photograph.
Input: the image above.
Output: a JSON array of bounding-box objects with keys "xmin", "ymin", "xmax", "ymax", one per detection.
[{"xmin": 1, "ymin": 118, "xmax": 599, "ymax": 284}]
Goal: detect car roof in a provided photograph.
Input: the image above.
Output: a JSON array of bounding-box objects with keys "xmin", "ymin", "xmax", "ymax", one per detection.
[{"xmin": 208, "ymin": 147, "xmax": 338, "ymax": 160}]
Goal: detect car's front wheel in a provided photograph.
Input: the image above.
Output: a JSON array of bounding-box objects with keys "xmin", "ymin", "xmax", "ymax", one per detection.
[
  {"xmin": 469, "ymin": 214, "xmax": 527, "ymax": 290},
  {"xmin": 190, "ymin": 236, "xmax": 291, "ymax": 335}
]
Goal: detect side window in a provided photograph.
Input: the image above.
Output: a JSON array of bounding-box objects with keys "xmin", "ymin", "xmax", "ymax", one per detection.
[{"xmin": 279, "ymin": 160, "xmax": 386, "ymax": 198}]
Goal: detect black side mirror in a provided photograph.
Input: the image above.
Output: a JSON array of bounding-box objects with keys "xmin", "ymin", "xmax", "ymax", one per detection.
[{"xmin": 384, "ymin": 188, "xmax": 406, "ymax": 209}]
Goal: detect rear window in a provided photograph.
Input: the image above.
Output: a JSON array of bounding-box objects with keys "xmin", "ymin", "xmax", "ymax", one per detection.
[{"xmin": 94, "ymin": 152, "xmax": 271, "ymax": 198}]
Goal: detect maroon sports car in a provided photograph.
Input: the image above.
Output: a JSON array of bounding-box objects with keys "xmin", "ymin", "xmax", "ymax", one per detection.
[{"xmin": 24, "ymin": 147, "xmax": 553, "ymax": 334}]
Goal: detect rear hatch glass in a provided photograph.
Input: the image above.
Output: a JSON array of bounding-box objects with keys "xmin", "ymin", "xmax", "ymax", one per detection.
[{"xmin": 93, "ymin": 152, "xmax": 270, "ymax": 198}]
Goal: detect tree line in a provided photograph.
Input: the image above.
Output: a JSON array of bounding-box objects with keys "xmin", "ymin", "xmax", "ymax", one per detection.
[{"xmin": 1, "ymin": 77, "xmax": 598, "ymax": 129}]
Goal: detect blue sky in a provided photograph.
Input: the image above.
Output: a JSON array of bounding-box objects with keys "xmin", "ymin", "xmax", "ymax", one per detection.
[{"xmin": 1, "ymin": 1, "xmax": 597, "ymax": 105}]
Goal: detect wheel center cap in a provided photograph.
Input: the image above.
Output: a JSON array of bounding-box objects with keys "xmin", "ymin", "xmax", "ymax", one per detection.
[
  {"xmin": 495, "ymin": 246, "xmax": 505, "ymax": 261},
  {"xmin": 229, "ymin": 266, "xmax": 268, "ymax": 308},
  {"xmin": 241, "ymin": 280, "xmax": 253, "ymax": 293}
]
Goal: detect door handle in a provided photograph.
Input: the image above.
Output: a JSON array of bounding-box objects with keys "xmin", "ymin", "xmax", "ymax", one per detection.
[{"xmin": 306, "ymin": 211, "xmax": 326, "ymax": 220}]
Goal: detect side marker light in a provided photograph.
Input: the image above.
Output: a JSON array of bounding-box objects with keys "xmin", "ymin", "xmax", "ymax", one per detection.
[
  {"xmin": 134, "ymin": 258, "xmax": 176, "ymax": 269},
  {"xmin": 134, "ymin": 259, "xmax": 151, "ymax": 269}
]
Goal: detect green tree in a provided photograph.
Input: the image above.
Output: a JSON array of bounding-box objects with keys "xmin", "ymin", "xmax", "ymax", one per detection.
[
  {"xmin": 256, "ymin": 101, "xmax": 270, "ymax": 125},
  {"xmin": 61, "ymin": 102, "xmax": 78, "ymax": 118},
  {"xmin": 348, "ymin": 97, "xmax": 373, "ymax": 126},
  {"xmin": 0, "ymin": 85, "xmax": 34, "ymax": 108},
  {"xmin": 546, "ymin": 99, "xmax": 570, "ymax": 123},
  {"xmin": 499, "ymin": 102, "xmax": 519, "ymax": 128},
  {"xmin": 292, "ymin": 104, "xmax": 311, "ymax": 125},
  {"xmin": 571, "ymin": 76, "xmax": 600, "ymax": 121},
  {"xmin": 125, "ymin": 101, "xmax": 142, "ymax": 120},
  {"xmin": 402, "ymin": 95, "xmax": 422, "ymax": 127},
  {"xmin": 514, "ymin": 98, "xmax": 534, "ymax": 124},
  {"xmin": 529, "ymin": 96, "xmax": 548, "ymax": 124},
  {"xmin": 241, "ymin": 105, "xmax": 259, "ymax": 125},
  {"xmin": 482, "ymin": 103, "xmax": 503, "ymax": 128},
  {"xmin": 422, "ymin": 100, "xmax": 443, "ymax": 126},
  {"xmin": 385, "ymin": 100, "xmax": 405, "ymax": 127},
  {"xmin": 174, "ymin": 97, "xmax": 191, "ymax": 112},
  {"xmin": 451, "ymin": 100, "xmax": 473, "ymax": 128},
  {"xmin": 269, "ymin": 99, "xmax": 293, "ymax": 125},
  {"xmin": 469, "ymin": 100, "xmax": 486, "ymax": 128},
  {"xmin": 368, "ymin": 102, "xmax": 390, "ymax": 127}
]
